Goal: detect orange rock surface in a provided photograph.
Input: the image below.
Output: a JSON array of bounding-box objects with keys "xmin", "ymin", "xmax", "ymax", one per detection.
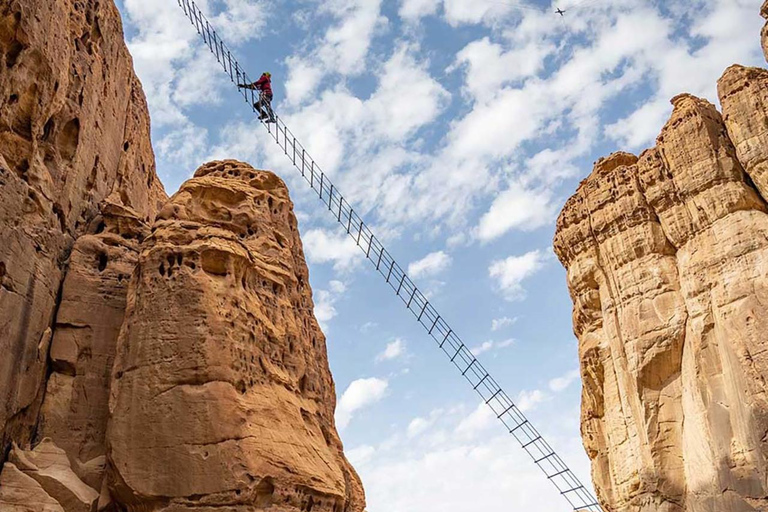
[
  {"xmin": 554, "ymin": 66, "xmax": 768, "ymax": 512},
  {"xmin": 107, "ymin": 160, "xmax": 366, "ymax": 512},
  {"xmin": 0, "ymin": 0, "xmax": 166, "ymax": 460}
]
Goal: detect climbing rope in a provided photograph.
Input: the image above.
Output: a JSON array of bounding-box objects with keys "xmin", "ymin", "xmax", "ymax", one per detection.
[{"xmin": 173, "ymin": 1, "xmax": 603, "ymax": 510}]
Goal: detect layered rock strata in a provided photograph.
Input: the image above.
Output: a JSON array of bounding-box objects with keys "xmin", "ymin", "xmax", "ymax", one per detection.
[
  {"xmin": 107, "ymin": 160, "xmax": 366, "ymax": 512},
  {"xmin": 554, "ymin": 69, "xmax": 768, "ymax": 512},
  {"xmin": 0, "ymin": 0, "xmax": 166, "ymax": 458}
]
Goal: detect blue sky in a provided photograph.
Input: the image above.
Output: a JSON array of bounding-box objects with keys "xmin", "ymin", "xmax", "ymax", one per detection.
[{"xmin": 115, "ymin": 0, "xmax": 765, "ymax": 509}]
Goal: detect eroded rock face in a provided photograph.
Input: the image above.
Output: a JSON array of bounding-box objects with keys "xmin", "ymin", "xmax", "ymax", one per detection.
[
  {"xmin": 1, "ymin": 439, "xmax": 99, "ymax": 512},
  {"xmin": 107, "ymin": 160, "xmax": 366, "ymax": 512},
  {"xmin": 555, "ymin": 93, "xmax": 768, "ymax": 510},
  {"xmin": 35, "ymin": 201, "xmax": 149, "ymax": 494},
  {"xmin": 0, "ymin": 0, "xmax": 166, "ymax": 456}
]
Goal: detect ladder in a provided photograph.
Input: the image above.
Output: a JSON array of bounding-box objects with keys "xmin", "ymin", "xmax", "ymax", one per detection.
[{"xmin": 173, "ymin": 2, "xmax": 603, "ymax": 510}]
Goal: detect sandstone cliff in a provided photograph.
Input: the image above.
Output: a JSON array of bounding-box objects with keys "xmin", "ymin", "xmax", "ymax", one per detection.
[
  {"xmin": 0, "ymin": 1, "xmax": 365, "ymax": 510},
  {"xmin": 554, "ymin": 40, "xmax": 768, "ymax": 512},
  {"xmin": 107, "ymin": 160, "xmax": 365, "ymax": 511},
  {"xmin": 0, "ymin": 0, "xmax": 166, "ymax": 462}
]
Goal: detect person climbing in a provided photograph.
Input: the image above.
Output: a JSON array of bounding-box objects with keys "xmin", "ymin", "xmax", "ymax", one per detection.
[{"xmin": 238, "ymin": 72, "xmax": 275, "ymax": 123}]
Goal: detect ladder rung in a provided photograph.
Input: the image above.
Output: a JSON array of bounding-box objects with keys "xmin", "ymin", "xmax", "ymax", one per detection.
[
  {"xmin": 439, "ymin": 329, "xmax": 452, "ymax": 348},
  {"xmin": 473, "ymin": 373, "xmax": 490, "ymax": 390},
  {"xmin": 428, "ymin": 315, "xmax": 440, "ymax": 334},
  {"xmin": 406, "ymin": 288, "xmax": 417, "ymax": 308},
  {"xmin": 560, "ymin": 485, "xmax": 584, "ymax": 495},
  {"xmin": 449, "ymin": 344, "xmax": 464, "ymax": 362},
  {"xmin": 547, "ymin": 469, "xmax": 569, "ymax": 480},
  {"xmin": 534, "ymin": 452, "xmax": 556, "ymax": 464},
  {"xmin": 416, "ymin": 301, "xmax": 428, "ymax": 321},
  {"xmin": 461, "ymin": 359, "xmax": 477, "ymax": 376},
  {"xmin": 485, "ymin": 389, "xmax": 502, "ymax": 404},
  {"xmin": 521, "ymin": 436, "xmax": 542, "ymax": 449},
  {"xmin": 385, "ymin": 260, "xmax": 395, "ymax": 283},
  {"xmin": 395, "ymin": 274, "xmax": 406, "ymax": 295},
  {"xmin": 497, "ymin": 403, "xmax": 515, "ymax": 418},
  {"xmin": 509, "ymin": 419, "xmax": 528, "ymax": 433}
]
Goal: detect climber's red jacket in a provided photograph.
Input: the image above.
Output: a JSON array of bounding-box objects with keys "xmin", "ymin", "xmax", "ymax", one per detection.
[{"xmin": 254, "ymin": 74, "xmax": 272, "ymax": 97}]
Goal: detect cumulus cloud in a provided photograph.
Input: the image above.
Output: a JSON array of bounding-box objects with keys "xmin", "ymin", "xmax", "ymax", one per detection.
[
  {"xmin": 351, "ymin": 400, "xmax": 592, "ymax": 512},
  {"xmin": 336, "ymin": 377, "xmax": 389, "ymax": 429},
  {"xmin": 489, "ymin": 250, "xmax": 548, "ymax": 300},
  {"xmin": 376, "ymin": 338, "xmax": 407, "ymax": 362},
  {"xmin": 314, "ymin": 280, "xmax": 347, "ymax": 330},
  {"xmin": 549, "ymin": 369, "xmax": 581, "ymax": 393},
  {"xmin": 517, "ymin": 389, "xmax": 549, "ymax": 412},
  {"xmin": 398, "ymin": 0, "xmax": 440, "ymax": 22},
  {"xmin": 302, "ymin": 228, "xmax": 363, "ymax": 272},
  {"xmin": 408, "ymin": 251, "xmax": 452, "ymax": 279},
  {"xmin": 476, "ymin": 183, "xmax": 557, "ymax": 241}
]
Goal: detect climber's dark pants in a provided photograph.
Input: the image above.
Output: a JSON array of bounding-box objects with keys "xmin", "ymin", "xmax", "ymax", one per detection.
[{"xmin": 255, "ymin": 94, "xmax": 274, "ymax": 120}]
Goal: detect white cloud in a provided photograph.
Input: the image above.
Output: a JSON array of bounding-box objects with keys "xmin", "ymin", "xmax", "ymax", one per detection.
[
  {"xmin": 302, "ymin": 228, "xmax": 362, "ymax": 272},
  {"xmin": 407, "ymin": 417, "xmax": 432, "ymax": 438},
  {"xmin": 489, "ymin": 250, "xmax": 548, "ymax": 301},
  {"xmin": 347, "ymin": 444, "xmax": 377, "ymax": 465},
  {"xmin": 398, "ymin": 0, "xmax": 440, "ymax": 22},
  {"xmin": 351, "ymin": 400, "xmax": 592, "ymax": 512},
  {"xmin": 470, "ymin": 338, "xmax": 514, "ymax": 356},
  {"xmin": 549, "ymin": 369, "xmax": 581, "ymax": 393},
  {"xmin": 314, "ymin": 280, "xmax": 347, "ymax": 331},
  {"xmin": 284, "ymin": 57, "xmax": 323, "ymax": 106},
  {"xmin": 376, "ymin": 338, "xmax": 407, "ymax": 362},
  {"xmin": 476, "ymin": 183, "xmax": 557, "ymax": 241},
  {"xmin": 336, "ymin": 377, "xmax": 389, "ymax": 429},
  {"xmin": 407, "ymin": 251, "xmax": 452, "ymax": 279},
  {"xmin": 455, "ymin": 403, "xmax": 495, "ymax": 438},
  {"xmin": 517, "ymin": 389, "xmax": 549, "ymax": 412},
  {"xmin": 491, "ymin": 316, "xmax": 516, "ymax": 331},
  {"xmin": 312, "ymin": 0, "xmax": 387, "ymax": 77}
]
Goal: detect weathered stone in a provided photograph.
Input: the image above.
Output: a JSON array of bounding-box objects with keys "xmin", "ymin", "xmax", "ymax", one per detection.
[
  {"xmin": 719, "ymin": 65, "xmax": 768, "ymax": 201},
  {"xmin": 0, "ymin": 0, "xmax": 166, "ymax": 457},
  {"xmin": 8, "ymin": 439, "xmax": 99, "ymax": 512},
  {"xmin": 0, "ymin": 462, "xmax": 65, "ymax": 512},
  {"xmin": 35, "ymin": 201, "xmax": 149, "ymax": 491},
  {"xmin": 106, "ymin": 161, "xmax": 365, "ymax": 512},
  {"xmin": 555, "ymin": 95, "xmax": 768, "ymax": 511}
]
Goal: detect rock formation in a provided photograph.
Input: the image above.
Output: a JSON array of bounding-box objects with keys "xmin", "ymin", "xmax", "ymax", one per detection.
[
  {"xmin": 762, "ymin": 1, "xmax": 768, "ymax": 62},
  {"xmin": 107, "ymin": 160, "xmax": 366, "ymax": 512},
  {"xmin": 0, "ymin": 0, "xmax": 365, "ymax": 510},
  {"xmin": 0, "ymin": 0, "xmax": 166, "ymax": 462},
  {"xmin": 554, "ymin": 24, "xmax": 768, "ymax": 512}
]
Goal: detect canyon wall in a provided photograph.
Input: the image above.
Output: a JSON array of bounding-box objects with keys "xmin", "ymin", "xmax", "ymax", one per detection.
[
  {"xmin": 0, "ymin": 0, "xmax": 166, "ymax": 461},
  {"xmin": 554, "ymin": 22, "xmax": 768, "ymax": 512},
  {"xmin": 0, "ymin": 1, "xmax": 364, "ymax": 511}
]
